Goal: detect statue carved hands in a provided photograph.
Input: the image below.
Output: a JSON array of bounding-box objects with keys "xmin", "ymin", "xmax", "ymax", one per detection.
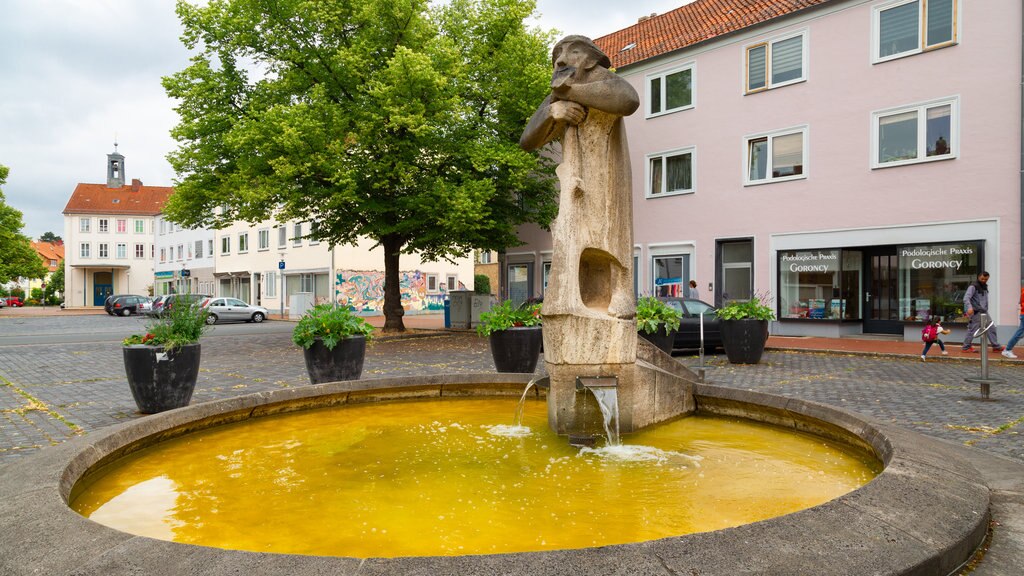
[{"xmin": 550, "ymin": 100, "xmax": 586, "ymax": 126}]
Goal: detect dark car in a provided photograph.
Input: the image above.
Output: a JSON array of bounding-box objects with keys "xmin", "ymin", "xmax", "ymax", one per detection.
[
  {"xmin": 658, "ymin": 297, "xmax": 722, "ymax": 352},
  {"xmin": 104, "ymin": 294, "xmax": 145, "ymax": 315},
  {"xmin": 109, "ymin": 295, "xmax": 150, "ymax": 317},
  {"xmin": 157, "ymin": 294, "xmax": 212, "ymax": 317}
]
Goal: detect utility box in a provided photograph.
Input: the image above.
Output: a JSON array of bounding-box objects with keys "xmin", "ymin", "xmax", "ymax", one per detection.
[
  {"xmin": 448, "ymin": 290, "xmax": 473, "ymax": 329},
  {"xmin": 289, "ymin": 292, "xmax": 314, "ymax": 319},
  {"xmin": 470, "ymin": 294, "xmax": 496, "ymax": 328}
]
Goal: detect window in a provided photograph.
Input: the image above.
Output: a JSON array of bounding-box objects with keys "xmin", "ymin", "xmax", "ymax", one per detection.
[
  {"xmin": 49, "ymin": 259, "xmax": 57, "ymax": 267},
  {"xmin": 293, "ymin": 223, "xmax": 303, "ymax": 246},
  {"xmin": 160, "ymin": 248, "xmax": 167, "ymax": 263},
  {"xmin": 720, "ymin": 240, "xmax": 754, "ymax": 304},
  {"xmin": 258, "ymin": 229, "xmax": 270, "ymax": 251},
  {"xmin": 300, "ymin": 273, "xmax": 314, "ymax": 292},
  {"xmin": 159, "ymin": 220, "xmax": 166, "ymax": 235},
  {"xmin": 195, "ymin": 240, "xmax": 204, "ymax": 259},
  {"xmin": 874, "ymin": 0, "xmax": 957, "ymax": 62},
  {"xmin": 79, "ymin": 218, "xmax": 91, "ymax": 233},
  {"xmin": 221, "ymin": 236, "xmax": 230, "ymax": 255},
  {"xmin": 873, "ymin": 97, "xmax": 956, "ymax": 168},
  {"xmin": 446, "ymin": 275, "xmax": 458, "ymax": 291},
  {"xmin": 208, "ymin": 239, "xmax": 214, "ymax": 256},
  {"xmin": 278, "ymin": 226, "xmax": 287, "ymax": 248},
  {"xmin": 478, "ymin": 251, "xmax": 492, "ymax": 264},
  {"xmin": 746, "ymin": 31, "xmax": 806, "ymax": 93},
  {"xmin": 543, "ymin": 262, "xmax": 552, "ymax": 294},
  {"xmin": 98, "ymin": 219, "xmax": 109, "ymax": 233},
  {"xmin": 177, "ymin": 244, "xmax": 183, "ymax": 261},
  {"xmin": 265, "ymin": 271, "xmax": 277, "ymax": 297},
  {"xmin": 897, "ymin": 242, "xmax": 979, "ymax": 324},
  {"xmin": 652, "ymin": 255, "xmax": 689, "ymax": 297},
  {"xmin": 426, "ymin": 273, "xmax": 439, "ymax": 292},
  {"xmin": 238, "ymin": 232, "xmax": 249, "ymax": 253},
  {"xmin": 745, "ymin": 126, "xmax": 807, "ymax": 184},
  {"xmin": 647, "ymin": 147, "xmax": 695, "ymax": 197},
  {"xmin": 116, "ymin": 243, "xmax": 127, "ymax": 259},
  {"xmin": 116, "ymin": 219, "xmax": 127, "ymax": 233},
  {"xmin": 135, "ymin": 220, "xmax": 145, "ymax": 234},
  {"xmin": 80, "ymin": 243, "xmax": 91, "ymax": 258},
  {"xmin": 647, "ymin": 63, "xmax": 694, "ymax": 117},
  {"xmin": 308, "ymin": 222, "xmax": 320, "ymax": 246},
  {"xmin": 98, "ymin": 243, "xmax": 109, "ymax": 259},
  {"xmin": 134, "ymin": 243, "xmax": 145, "ymax": 258}
]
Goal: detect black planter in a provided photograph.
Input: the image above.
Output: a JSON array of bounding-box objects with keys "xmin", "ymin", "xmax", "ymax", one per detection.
[
  {"xmin": 302, "ymin": 336, "xmax": 367, "ymax": 384},
  {"xmin": 489, "ymin": 326, "xmax": 543, "ymax": 373},
  {"xmin": 123, "ymin": 343, "xmax": 201, "ymax": 414},
  {"xmin": 720, "ymin": 319, "xmax": 769, "ymax": 364},
  {"xmin": 638, "ymin": 326, "xmax": 676, "ymax": 354}
]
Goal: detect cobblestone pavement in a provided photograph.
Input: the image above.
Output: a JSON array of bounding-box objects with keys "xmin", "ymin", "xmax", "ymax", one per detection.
[{"xmin": 1, "ymin": 326, "xmax": 1022, "ymax": 465}]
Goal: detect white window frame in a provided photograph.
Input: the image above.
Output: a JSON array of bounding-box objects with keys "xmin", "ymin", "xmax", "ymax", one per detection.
[
  {"xmin": 258, "ymin": 228, "xmax": 270, "ymax": 251},
  {"xmin": 265, "ymin": 271, "xmax": 277, "ymax": 297},
  {"xmin": 134, "ymin": 219, "xmax": 145, "ymax": 234},
  {"xmin": 872, "ymin": 0, "xmax": 960, "ymax": 64},
  {"xmin": 277, "ymin": 226, "xmax": 287, "ymax": 249},
  {"xmin": 134, "ymin": 243, "xmax": 145, "ymax": 259},
  {"xmin": 116, "ymin": 219, "xmax": 127, "ymax": 234},
  {"xmin": 292, "ymin": 223, "xmax": 303, "ymax": 247},
  {"xmin": 116, "ymin": 243, "xmax": 127, "ymax": 259},
  {"xmin": 238, "ymin": 232, "xmax": 249, "ymax": 254},
  {"xmin": 871, "ymin": 96, "xmax": 959, "ymax": 169},
  {"xmin": 98, "ymin": 243, "xmax": 108, "ymax": 259},
  {"xmin": 176, "ymin": 244, "xmax": 183, "ymax": 261},
  {"xmin": 645, "ymin": 62, "xmax": 696, "ymax": 118},
  {"xmin": 743, "ymin": 125, "xmax": 809, "ymax": 186},
  {"xmin": 79, "ymin": 218, "xmax": 91, "ymax": 233},
  {"xmin": 221, "ymin": 236, "xmax": 230, "ymax": 255},
  {"xmin": 446, "ymin": 275, "xmax": 457, "ymax": 291},
  {"xmin": 208, "ymin": 239, "xmax": 214, "ymax": 256},
  {"xmin": 98, "ymin": 218, "xmax": 109, "ymax": 233},
  {"xmin": 645, "ymin": 146, "xmax": 696, "ymax": 198},
  {"xmin": 80, "ymin": 243, "xmax": 90, "ymax": 259},
  {"xmin": 426, "ymin": 273, "xmax": 439, "ymax": 293},
  {"xmin": 159, "ymin": 219, "xmax": 166, "ymax": 235},
  {"xmin": 195, "ymin": 240, "xmax": 204, "ymax": 259},
  {"xmin": 160, "ymin": 248, "xmax": 166, "ymax": 263},
  {"xmin": 744, "ymin": 29, "xmax": 808, "ymax": 94}
]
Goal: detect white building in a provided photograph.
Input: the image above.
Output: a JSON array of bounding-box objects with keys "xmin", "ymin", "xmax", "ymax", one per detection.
[
  {"xmin": 62, "ymin": 149, "xmax": 171, "ymax": 307},
  {"xmin": 153, "ymin": 215, "xmax": 216, "ymax": 296}
]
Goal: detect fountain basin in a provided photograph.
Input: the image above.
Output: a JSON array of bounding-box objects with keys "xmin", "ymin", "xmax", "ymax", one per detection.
[{"xmin": 0, "ymin": 373, "xmax": 991, "ymax": 575}]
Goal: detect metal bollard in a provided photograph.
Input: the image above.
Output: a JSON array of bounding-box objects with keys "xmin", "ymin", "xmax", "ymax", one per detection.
[{"xmin": 964, "ymin": 313, "xmax": 1004, "ymax": 399}]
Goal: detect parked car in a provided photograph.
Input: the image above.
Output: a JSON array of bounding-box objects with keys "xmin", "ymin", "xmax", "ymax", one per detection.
[
  {"xmin": 2, "ymin": 297, "xmax": 24, "ymax": 307},
  {"xmin": 657, "ymin": 297, "xmax": 722, "ymax": 352},
  {"xmin": 156, "ymin": 294, "xmax": 212, "ymax": 317},
  {"xmin": 138, "ymin": 296, "xmax": 160, "ymax": 315},
  {"xmin": 107, "ymin": 295, "xmax": 150, "ymax": 317},
  {"xmin": 201, "ymin": 297, "xmax": 269, "ymax": 324},
  {"xmin": 104, "ymin": 294, "xmax": 144, "ymax": 315},
  {"xmin": 145, "ymin": 295, "xmax": 167, "ymax": 317},
  {"xmin": 0, "ymin": 298, "xmax": 5, "ymax": 309}
]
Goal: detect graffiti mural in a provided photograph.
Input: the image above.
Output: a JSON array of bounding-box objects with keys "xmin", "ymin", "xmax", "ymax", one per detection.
[{"xmin": 336, "ymin": 270, "xmax": 467, "ymax": 313}]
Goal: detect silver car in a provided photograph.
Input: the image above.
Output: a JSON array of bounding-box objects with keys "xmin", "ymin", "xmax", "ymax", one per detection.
[{"xmin": 202, "ymin": 297, "xmax": 269, "ymax": 325}]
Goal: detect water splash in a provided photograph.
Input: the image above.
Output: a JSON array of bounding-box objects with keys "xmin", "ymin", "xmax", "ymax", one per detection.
[
  {"xmin": 487, "ymin": 377, "xmax": 543, "ymax": 437},
  {"xmin": 514, "ymin": 377, "xmax": 541, "ymax": 427},
  {"xmin": 578, "ymin": 444, "xmax": 703, "ymax": 466},
  {"xmin": 588, "ymin": 388, "xmax": 620, "ymax": 446}
]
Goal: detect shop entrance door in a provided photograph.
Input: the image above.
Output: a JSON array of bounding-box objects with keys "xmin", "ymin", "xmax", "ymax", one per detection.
[{"xmin": 863, "ymin": 247, "xmax": 901, "ymax": 334}]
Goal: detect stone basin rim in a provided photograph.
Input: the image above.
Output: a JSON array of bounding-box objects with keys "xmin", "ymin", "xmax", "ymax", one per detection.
[{"xmin": 0, "ymin": 372, "xmax": 991, "ymax": 576}]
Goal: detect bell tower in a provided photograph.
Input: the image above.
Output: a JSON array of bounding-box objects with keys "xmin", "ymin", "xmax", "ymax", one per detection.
[{"xmin": 107, "ymin": 141, "xmax": 125, "ymax": 188}]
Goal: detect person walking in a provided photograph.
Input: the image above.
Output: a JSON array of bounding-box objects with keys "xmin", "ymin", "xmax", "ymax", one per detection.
[
  {"xmin": 961, "ymin": 271, "xmax": 1003, "ymax": 352},
  {"xmin": 1001, "ymin": 285, "xmax": 1024, "ymax": 359},
  {"xmin": 686, "ymin": 280, "xmax": 700, "ymax": 300},
  {"xmin": 920, "ymin": 317, "xmax": 949, "ymax": 361}
]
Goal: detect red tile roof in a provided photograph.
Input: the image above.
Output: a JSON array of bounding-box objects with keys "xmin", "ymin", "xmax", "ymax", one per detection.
[
  {"xmin": 31, "ymin": 241, "xmax": 65, "ymax": 272},
  {"xmin": 62, "ymin": 181, "xmax": 173, "ymax": 216},
  {"xmin": 594, "ymin": 0, "xmax": 829, "ymax": 69}
]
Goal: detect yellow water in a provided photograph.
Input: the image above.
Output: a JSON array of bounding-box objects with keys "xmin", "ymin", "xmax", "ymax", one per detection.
[{"xmin": 71, "ymin": 398, "xmax": 880, "ymax": 558}]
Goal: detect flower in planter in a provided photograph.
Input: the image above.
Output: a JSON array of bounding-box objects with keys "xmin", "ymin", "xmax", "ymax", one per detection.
[
  {"xmin": 123, "ymin": 299, "xmax": 209, "ymax": 349},
  {"xmin": 715, "ymin": 294, "xmax": 776, "ymax": 321},
  {"xmin": 476, "ymin": 300, "xmax": 542, "ymax": 337},
  {"xmin": 636, "ymin": 296, "xmax": 682, "ymax": 335},
  {"xmin": 292, "ymin": 304, "xmax": 374, "ymax": 350}
]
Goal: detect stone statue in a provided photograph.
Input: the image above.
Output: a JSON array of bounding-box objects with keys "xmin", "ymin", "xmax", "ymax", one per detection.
[{"xmin": 520, "ymin": 35, "xmax": 640, "ymax": 366}]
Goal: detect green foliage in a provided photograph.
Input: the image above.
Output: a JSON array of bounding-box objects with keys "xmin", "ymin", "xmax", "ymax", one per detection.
[
  {"xmin": 636, "ymin": 296, "xmax": 682, "ymax": 335},
  {"xmin": 123, "ymin": 300, "xmax": 210, "ymax": 349},
  {"xmin": 38, "ymin": 232, "xmax": 61, "ymax": 243},
  {"xmin": 292, "ymin": 304, "xmax": 375, "ymax": 350},
  {"xmin": 473, "ymin": 274, "xmax": 491, "ymax": 295},
  {"xmin": 0, "ymin": 164, "xmax": 48, "ymax": 283},
  {"xmin": 716, "ymin": 295, "xmax": 776, "ymax": 321},
  {"xmin": 44, "ymin": 263, "xmax": 64, "ymax": 302},
  {"xmin": 161, "ymin": 0, "xmax": 558, "ymax": 331},
  {"xmin": 476, "ymin": 300, "xmax": 541, "ymax": 336},
  {"xmin": 29, "ymin": 288, "xmax": 43, "ymax": 303}
]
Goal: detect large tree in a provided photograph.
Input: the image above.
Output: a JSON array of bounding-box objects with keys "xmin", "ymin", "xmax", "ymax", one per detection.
[
  {"xmin": 162, "ymin": 0, "xmax": 557, "ymax": 330},
  {"xmin": 38, "ymin": 231, "xmax": 62, "ymax": 243},
  {"xmin": 0, "ymin": 165, "xmax": 48, "ymax": 284}
]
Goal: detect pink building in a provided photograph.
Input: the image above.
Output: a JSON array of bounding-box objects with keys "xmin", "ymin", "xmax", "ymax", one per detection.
[{"xmin": 512, "ymin": 0, "xmax": 1023, "ymax": 341}]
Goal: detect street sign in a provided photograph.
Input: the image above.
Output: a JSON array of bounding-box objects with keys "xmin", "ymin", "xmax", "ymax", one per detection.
[
  {"xmin": 279, "ymin": 260, "xmax": 285, "ymax": 270},
  {"xmin": 181, "ymin": 269, "xmax": 191, "ymax": 278}
]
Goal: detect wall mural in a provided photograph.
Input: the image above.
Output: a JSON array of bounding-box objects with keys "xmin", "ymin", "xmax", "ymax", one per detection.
[{"xmin": 336, "ymin": 270, "xmax": 467, "ymax": 313}]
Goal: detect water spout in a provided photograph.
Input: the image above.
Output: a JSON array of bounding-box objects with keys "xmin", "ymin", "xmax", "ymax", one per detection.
[{"xmin": 588, "ymin": 387, "xmax": 620, "ymax": 446}]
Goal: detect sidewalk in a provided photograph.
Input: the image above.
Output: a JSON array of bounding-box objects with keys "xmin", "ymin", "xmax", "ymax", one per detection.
[{"xmin": 767, "ymin": 334, "xmax": 1021, "ymax": 362}]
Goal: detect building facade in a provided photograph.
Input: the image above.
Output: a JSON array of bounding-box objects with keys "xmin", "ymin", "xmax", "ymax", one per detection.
[
  {"xmin": 62, "ymin": 150, "xmax": 172, "ymax": 307},
  {"xmin": 153, "ymin": 215, "xmax": 216, "ymax": 296},
  {"xmin": 513, "ymin": 0, "xmax": 1023, "ymax": 340}
]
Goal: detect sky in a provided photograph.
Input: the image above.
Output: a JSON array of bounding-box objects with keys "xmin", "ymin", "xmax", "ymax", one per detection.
[{"xmin": 0, "ymin": 0, "xmax": 687, "ymax": 240}]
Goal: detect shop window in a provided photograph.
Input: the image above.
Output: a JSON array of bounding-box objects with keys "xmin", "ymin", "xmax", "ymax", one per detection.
[
  {"xmin": 745, "ymin": 31, "xmax": 806, "ymax": 93},
  {"xmin": 897, "ymin": 242, "xmax": 979, "ymax": 324},
  {"xmin": 779, "ymin": 250, "xmax": 843, "ymax": 319},
  {"xmin": 874, "ymin": 0, "xmax": 957, "ymax": 63},
  {"xmin": 873, "ymin": 97, "xmax": 957, "ymax": 168},
  {"xmin": 647, "ymin": 147, "xmax": 695, "ymax": 197},
  {"xmin": 653, "ymin": 255, "xmax": 688, "ymax": 297},
  {"xmin": 745, "ymin": 127, "xmax": 806, "ymax": 184},
  {"xmin": 506, "ymin": 263, "xmax": 533, "ymax": 307},
  {"xmin": 647, "ymin": 63, "xmax": 694, "ymax": 117}
]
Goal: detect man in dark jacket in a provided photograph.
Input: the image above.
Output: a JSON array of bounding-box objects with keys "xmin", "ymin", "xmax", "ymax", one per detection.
[{"xmin": 962, "ymin": 271, "xmax": 1003, "ymax": 352}]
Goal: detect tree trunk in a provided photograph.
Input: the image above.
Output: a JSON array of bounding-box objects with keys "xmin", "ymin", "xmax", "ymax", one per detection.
[{"xmin": 381, "ymin": 235, "xmax": 406, "ymax": 332}]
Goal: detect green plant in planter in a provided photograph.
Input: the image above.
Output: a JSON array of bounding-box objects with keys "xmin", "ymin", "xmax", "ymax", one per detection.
[
  {"xmin": 123, "ymin": 299, "xmax": 209, "ymax": 349},
  {"xmin": 476, "ymin": 300, "xmax": 542, "ymax": 337},
  {"xmin": 636, "ymin": 296, "xmax": 682, "ymax": 334},
  {"xmin": 715, "ymin": 296, "xmax": 776, "ymax": 321},
  {"xmin": 292, "ymin": 304, "xmax": 374, "ymax": 350}
]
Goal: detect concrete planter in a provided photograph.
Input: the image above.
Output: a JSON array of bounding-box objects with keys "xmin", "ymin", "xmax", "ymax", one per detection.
[
  {"xmin": 302, "ymin": 336, "xmax": 367, "ymax": 384},
  {"xmin": 720, "ymin": 319, "xmax": 769, "ymax": 364},
  {"xmin": 638, "ymin": 326, "xmax": 676, "ymax": 354},
  {"xmin": 489, "ymin": 326, "xmax": 542, "ymax": 373},
  {"xmin": 123, "ymin": 343, "xmax": 201, "ymax": 414}
]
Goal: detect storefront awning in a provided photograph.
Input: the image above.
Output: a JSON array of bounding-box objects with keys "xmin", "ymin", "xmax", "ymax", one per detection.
[{"xmin": 213, "ymin": 271, "xmax": 252, "ymax": 278}]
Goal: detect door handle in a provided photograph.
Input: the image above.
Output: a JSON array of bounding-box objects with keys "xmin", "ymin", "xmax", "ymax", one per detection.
[{"xmin": 865, "ymin": 292, "xmax": 872, "ymax": 302}]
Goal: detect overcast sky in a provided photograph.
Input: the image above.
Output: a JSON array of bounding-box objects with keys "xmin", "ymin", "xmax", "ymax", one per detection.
[{"xmin": 0, "ymin": 0, "xmax": 686, "ymax": 239}]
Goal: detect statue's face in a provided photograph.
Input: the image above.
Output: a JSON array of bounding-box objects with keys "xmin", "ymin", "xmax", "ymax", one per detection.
[{"xmin": 553, "ymin": 41, "xmax": 595, "ymax": 74}]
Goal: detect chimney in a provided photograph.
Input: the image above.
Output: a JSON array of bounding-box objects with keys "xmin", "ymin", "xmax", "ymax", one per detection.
[{"xmin": 131, "ymin": 178, "xmax": 142, "ymax": 192}]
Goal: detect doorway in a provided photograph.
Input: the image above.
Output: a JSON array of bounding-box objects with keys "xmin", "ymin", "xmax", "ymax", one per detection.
[{"xmin": 863, "ymin": 247, "xmax": 901, "ymax": 334}]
